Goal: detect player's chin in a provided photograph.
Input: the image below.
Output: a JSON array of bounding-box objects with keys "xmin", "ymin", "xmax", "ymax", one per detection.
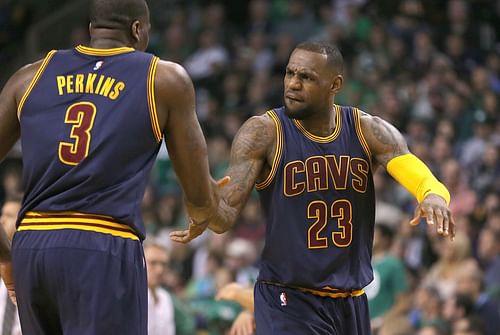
[{"xmin": 284, "ymin": 103, "xmax": 308, "ymax": 120}]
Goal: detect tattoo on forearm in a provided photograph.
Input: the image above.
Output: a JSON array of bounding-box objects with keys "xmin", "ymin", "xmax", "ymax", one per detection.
[{"xmin": 226, "ymin": 117, "xmax": 272, "ymax": 208}]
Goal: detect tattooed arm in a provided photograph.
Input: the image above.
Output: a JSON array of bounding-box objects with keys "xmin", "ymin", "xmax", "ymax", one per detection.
[
  {"xmin": 170, "ymin": 114, "xmax": 275, "ymax": 242},
  {"xmin": 208, "ymin": 114, "xmax": 275, "ymax": 233},
  {"xmin": 152, "ymin": 60, "xmax": 234, "ymax": 244},
  {"xmin": 360, "ymin": 112, "xmax": 455, "ymax": 239},
  {"xmin": 359, "ymin": 112, "xmax": 409, "ymax": 167}
]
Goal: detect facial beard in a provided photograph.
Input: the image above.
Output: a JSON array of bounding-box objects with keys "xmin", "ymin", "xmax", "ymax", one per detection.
[{"xmin": 284, "ymin": 101, "xmax": 309, "ymax": 120}]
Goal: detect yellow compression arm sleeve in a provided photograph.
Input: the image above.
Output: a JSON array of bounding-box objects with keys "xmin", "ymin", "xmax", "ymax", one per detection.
[{"xmin": 386, "ymin": 154, "xmax": 450, "ymax": 205}]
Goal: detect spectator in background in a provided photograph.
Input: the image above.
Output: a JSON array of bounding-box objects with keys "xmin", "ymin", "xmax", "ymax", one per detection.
[
  {"xmin": 452, "ymin": 316, "xmax": 487, "ymax": 335},
  {"xmin": 440, "ymin": 159, "xmax": 476, "ymax": 218},
  {"xmin": 365, "ymin": 223, "xmax": 410, "ymax": 331},
  {"xmin": 409, "ymin": 285, "xmax": 446, "ymax": 331},
  {"xmin": 455, "ymin": 262, "xmax": 500, "ymax": 335},
  {"xmin": 477, "ymin": 227, "xmax": 500, "ymax": 300},
  {"xmin": 417, "ymin": 324, "xmax": 448, "ymax": 335},
  {"xmin": 0, "ymin": 195, "xmax": 22, "ymax": 335},
  {"xmin": 460, "ymin": 112, "xmax": 496, "ymax": 172},
  {"xmin": 0, "ymin": 164, "xmax": 22, "ymax": 204},
  {"xmin": 224, "ymin": 238, "xmax": 258, "ymax": 287},
  {"xmin": 0, "ymin": 1, "xmax": 499, "ymax": 334},
  {"xmin": 216, "ymin": 282, "xmax": 255, "ymax": 335},
  {"xmin": 184, "ymin": 29, "xmax": 229, "ymax": 84},
  {"xmin": 273, "ymin": 0, "xmax": 317, "ymax": 44},
  {"xmin": 423, "ymin": 231, "xmax": 474, "ymax": 300},
  {"xmin": 145, "ymin": 241, "xmax": 175, "ymax": 335},
  {"xmin": 470, "ymin": 143, "xmax": 499, "ymax": 197},
  {"xmin": 442, "ymin": 294, "xmax": 474, "ymax": 331}
]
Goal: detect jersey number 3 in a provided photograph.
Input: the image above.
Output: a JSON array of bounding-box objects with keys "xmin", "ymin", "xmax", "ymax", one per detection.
[
  {"xmin": 58, "ymin": 102, "xmax": 96, "ymax": 166},
  {"xmin": 308, "ymin": 199, "xmax": 353, "ymax": 248}
]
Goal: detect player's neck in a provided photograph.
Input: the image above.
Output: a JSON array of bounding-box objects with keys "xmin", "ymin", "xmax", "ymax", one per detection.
[
  {"xmin": 298, "ymin": 105, "xmax": 337, "ymax": 137},
  {"xmin": 89, "ymin": 31, "xmax": 134, "ymax": 49}
]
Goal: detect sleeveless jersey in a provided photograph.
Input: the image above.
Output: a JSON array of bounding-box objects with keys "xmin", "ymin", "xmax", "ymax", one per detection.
[
  {"xmin": 17, "ymin": 46, "xmax": 163, "ymax": 239},
  {"xmin": 256, "ymin": 105, "xmax": 375, "ymax": 290}
]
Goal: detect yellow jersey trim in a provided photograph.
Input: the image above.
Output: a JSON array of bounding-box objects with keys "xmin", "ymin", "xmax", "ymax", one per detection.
[
  {"xmin": 20, "ymin": 211, "xmax": 139, "ymax": 240},
  {"xmin": 147, "ymin": 56, "xmax": 163, "ymax": 142},
  {"xmin": 255, "ymin": 110, "xmax": 283, "ymax": 190},
  {"xmin": 25, "ymin": 211, "xmax": 114, "ymax": 219},
  {"xmin": 298, "ymin": 287, "xmax": 365, "ymax": 298},
  {"xmin": 17, "ymin": 50, "xmax": 57, "ymax": 119},
  {"xmin": 293, "ymin": 105, "xmax": 342, "ymax": 143},
  {"xmin": 75, "ymin": 45, "xmax": 135, "ymax": 56},
  {"xmin": 261, "ymin": 281, "xmax": 365, "ymax": 299},
  {"xmin": 353, "ymin": 108, "xmax": 372, "ymax": 160}
]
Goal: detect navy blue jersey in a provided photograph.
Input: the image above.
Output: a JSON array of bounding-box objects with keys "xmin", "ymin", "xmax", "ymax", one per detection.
[
  {"xmin": 257, "ymin": 106, "xmax": 375, "ymax": 291},
  {"xmin": 17, "ymin": 46, "xmax": 163, "ymax": 239}
]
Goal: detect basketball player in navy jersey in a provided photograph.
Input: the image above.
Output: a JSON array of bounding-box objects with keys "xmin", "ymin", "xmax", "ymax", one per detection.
[
  {"xmin": 0, "ymin": 0, "xmax": 225, "ymax": 334},
  {"xmin": 171, "ymin": 41, "xmax": 454, "ymax": 334}
]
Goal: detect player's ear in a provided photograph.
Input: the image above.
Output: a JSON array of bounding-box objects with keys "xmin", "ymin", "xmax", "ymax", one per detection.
[
  {"xmin": 131, "ymin": 20, "xmax": 141, "ymax": 43},
  {"xmin": 88, "ymin": 23, "xmax": 93, "ymax": 36},
  {"xmin": 331, "ymin": 74, "xmax": 343, "ymax": 94}
]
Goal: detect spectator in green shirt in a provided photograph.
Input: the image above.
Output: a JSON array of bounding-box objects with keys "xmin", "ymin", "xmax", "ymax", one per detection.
[{"xmin": 365, "ymin": 223, "xmax": 410, "ymax": 329}]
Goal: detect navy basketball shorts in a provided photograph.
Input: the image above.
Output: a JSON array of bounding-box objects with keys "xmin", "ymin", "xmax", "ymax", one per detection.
[
  {"xmin": 254, "ymin": 281, "xmax": 371, "ymax": 335},
  {"xmin": 11, "ymin": 229, "xmax": 147, "ymax": 335}
]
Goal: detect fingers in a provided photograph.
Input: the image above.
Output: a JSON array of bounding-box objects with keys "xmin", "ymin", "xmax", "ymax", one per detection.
[
  {"xmin": 440, "ymin": 209, "xmax": 449, "ymax": 237},
  {"xmin": 425, "ymin": 208, "xmax": 435, "ymax": 227},
  {"xmin": 229, "ymin": 312, "xmax": 255, "ymax": 335},
  {"xmin": 434, "ymin": 208, "xmax": 444, "ymax": 235},
  {"xmin": 217, "ymin": 176, "xmax": 231, "ymax": 188},
  {"xmin": 449, "ymin": 214, "xmax": 456, "ymax": 241},
  {"xmin": 169, "ymin": 220, "xmax": 208, "ymax": 243},
  {"xmin": 416, "ymin": 204, "xmax": 454, "ymax": 240},
  {"xmin": 169, "ymin": 230, "xmax": 190, "ymax": 243},
  {"xmin": 409, "ymin": 205, "xmax": 422, "ymax": 226}
]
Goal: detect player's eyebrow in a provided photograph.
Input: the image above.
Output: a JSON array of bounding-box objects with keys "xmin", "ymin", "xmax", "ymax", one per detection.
[{"xmin": 286, "ymin": 66, "xmax": 319, "ymax": 78}]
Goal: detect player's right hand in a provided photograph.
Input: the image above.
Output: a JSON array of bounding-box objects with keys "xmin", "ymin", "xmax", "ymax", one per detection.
[
  {"xmin": 0, "ymin": 261, "xmax": 16, "ymax": 305},
  {"xmin": 228, "ymin": 310, "xmax": 255, "ymax": 335},
  {"xmin": 216, "ymin": 282, "xmax": 243, "ymax": 302},
  {"xmin": 170, "ymin": 176, "xmax": 230, "ymax": 243}
]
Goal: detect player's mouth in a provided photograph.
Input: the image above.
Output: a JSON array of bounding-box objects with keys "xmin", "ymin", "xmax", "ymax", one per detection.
[{"xmin": 285, "ymin": 93, "xmax": 304, "ymax": 102}]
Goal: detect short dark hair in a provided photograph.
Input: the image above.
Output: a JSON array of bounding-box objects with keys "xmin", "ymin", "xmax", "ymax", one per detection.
[
  {"xmin": 90, "ymin": 0, "xmax": 148, "ymax": 30},
  {"xmin": 454, "ymin": 294, "xmax": 475, "ymax": 316},
  {"xmin": 375, "ymin": 223, "xmax": 395, "ymax": 244},
  {"xmin": 295, "ymin": 41, "xmax": 344, "ymax": 74}
]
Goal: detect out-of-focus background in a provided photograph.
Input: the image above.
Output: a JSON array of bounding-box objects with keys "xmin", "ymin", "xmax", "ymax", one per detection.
[{"xmin": 0, "ymin": 0, "xmax": 499, "ymax": 334}]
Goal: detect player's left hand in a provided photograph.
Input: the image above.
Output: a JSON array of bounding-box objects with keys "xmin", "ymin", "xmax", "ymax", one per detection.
[
  {"xmin": 0, "ymin": 261, "xmax": 16, "ymax": 305},
  {"xmin": 410, "ymin": 193, "xmax": 455, "ymax": 240},
  {"xmin": 170, "ymin": 176, "xmax": 230, "ymax": 243}
]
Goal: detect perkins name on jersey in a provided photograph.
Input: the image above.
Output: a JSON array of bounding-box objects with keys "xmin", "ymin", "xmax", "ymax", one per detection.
[{"xmin": 56, "ymin": 73, "xmax": 125, "ymax": 100}]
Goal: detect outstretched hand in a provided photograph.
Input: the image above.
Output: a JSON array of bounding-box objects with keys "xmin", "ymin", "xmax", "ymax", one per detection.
[
  {"xmin": 170, "ymin": 176, "xmax": 230, "ymax": 243},
  {"xmin": 410, "ymin": 193, "xmax": 455, "ymax": 240}
]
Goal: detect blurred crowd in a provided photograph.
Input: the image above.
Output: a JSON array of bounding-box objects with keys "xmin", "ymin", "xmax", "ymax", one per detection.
[{"xmin": 1, "ymin": 0, "xmax": 499, "ymax": 334}]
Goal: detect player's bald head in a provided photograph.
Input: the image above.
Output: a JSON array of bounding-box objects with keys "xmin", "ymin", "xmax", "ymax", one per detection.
[{"xmin": 90, "ymin": 0, "xmax": 149, "ymax": 30}]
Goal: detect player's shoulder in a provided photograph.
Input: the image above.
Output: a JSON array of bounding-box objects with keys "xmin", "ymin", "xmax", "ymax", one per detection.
[
  {"xmin": 155, "ymin": 59, "xmax": 190, "ymax": 86},
  {"xmin": 237, "ymin": 112, "xmax": 277, "ymax": 148},
  {"xmin": 245, "ymin": 112, "xmax": 276, "ymax": 130},
  {"xmin": 8, "ymin": 53, "xmax": 54, "ymax": 100}
]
